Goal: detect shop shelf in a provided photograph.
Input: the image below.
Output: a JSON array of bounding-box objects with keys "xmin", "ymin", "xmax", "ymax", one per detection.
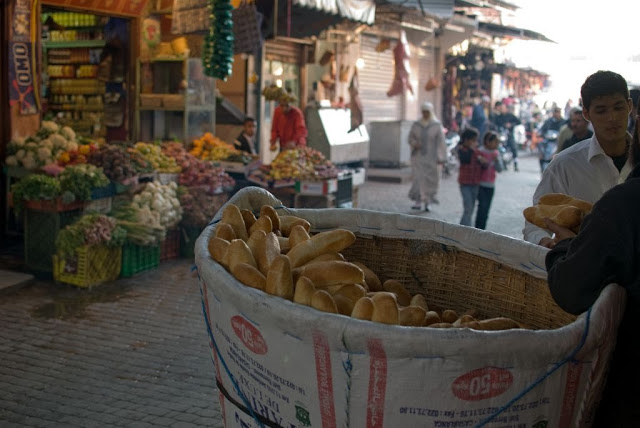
[{"xmin": 43, "ymin": 40, "xmax": 106, "ymax": 49}]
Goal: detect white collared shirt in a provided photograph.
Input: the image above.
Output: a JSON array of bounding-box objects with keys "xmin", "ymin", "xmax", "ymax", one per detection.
[{"xmin": 523, "ymin": 134, "xmax": 632, "ymax": 245}]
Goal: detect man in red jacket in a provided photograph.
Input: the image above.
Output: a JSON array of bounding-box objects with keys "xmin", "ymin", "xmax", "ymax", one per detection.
[{"xmin": 270, "ymin": 92, "xmax": 307, "ymax": 151}]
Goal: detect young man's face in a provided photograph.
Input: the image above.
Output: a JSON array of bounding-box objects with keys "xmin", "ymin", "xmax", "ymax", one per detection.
[
  {"xmin": 244, "ymin": 121, "xmax": 256, "ymax": 136},
  {"xmin": 583, "ymin": 94, "xmax": 632, "ymax": 144},
  {"xmin": 279, "ymin": 100, "xmax": 291, "ymax": 114}
]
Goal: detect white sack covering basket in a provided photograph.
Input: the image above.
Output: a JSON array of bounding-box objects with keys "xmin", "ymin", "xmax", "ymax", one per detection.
[{"xmin": 195, "ymin": 187, "xmax": 625, "ymax": 428}]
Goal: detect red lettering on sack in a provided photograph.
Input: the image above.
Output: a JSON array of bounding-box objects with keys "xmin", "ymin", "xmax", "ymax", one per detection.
[
  {"xmin": 231, "ymin": 316, "xmax": 268, "ymax": 355},
  {"xmin": 452, "ymin": 367, "xmax": 513, "ymax": 401},
  {"xmin": 313, "ymin": 331, "xmax": 336, "ymax": 428},
  {"xmin": 559, "ymin": 362, "xmax": 582, "ymax": 426},
  {"xmin": 366, "ymin": 339, "xmax": 387, "ymax": 428}
]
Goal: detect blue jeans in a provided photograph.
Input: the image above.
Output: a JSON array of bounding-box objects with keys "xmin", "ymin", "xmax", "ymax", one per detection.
[{"xmin": 460, "ymin": 184, "xmax": 479, "ymax": 226}]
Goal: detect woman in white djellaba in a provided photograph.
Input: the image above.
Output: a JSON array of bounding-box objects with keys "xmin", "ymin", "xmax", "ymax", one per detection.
[{"xmin": 408, "ymin": 102, "xmax": 447, "ymax": 212}]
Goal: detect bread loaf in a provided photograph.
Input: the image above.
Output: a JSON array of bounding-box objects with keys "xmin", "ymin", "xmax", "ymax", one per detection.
[
  {"xmin": 371, "ymin": 292, "xmax": 399, "ymax": 325},
  {"xmin": 255, "ymin": 232, "xmax": 281, "ymax": 276},
  {"xmin": 331, "ymin": 283, "xmax": 367, "ymax": 304},
  {"xmin": 208, "ymin": 236, "xmax": 229, "ymax": 265},
  {"xmin": 249, "ymin": 215, "xmax": 273, "ymax": 236},
  {"xmin": 351, "ymin": 297, "xmax": 375, "ymax": 320},
  {"xmin": 410, "ymin": 294, "xmax": 429, "ymax": 312},
  {"xmin": 265, "ymin": 254, "xmax": 294, "ymax": 300},
  {"xmin": 399, "ymin": 306, "xmax": 427, "ymax": 326},
  {"xmin": 260, "ymin": 205, "xmax": 281, "ymax": 233},
  {"xmin": 311, "ymin": 290, "xmax": 338, "ymax": 314},
  {"xmin": 538, "ymin": 193, "xmax": 593, "ymax": 213},
  {"xmin": 383, "ymin": 279, "xmax": 412, "ymax": 307},
  {"xmin": 287, "ymin": 229, "xmax": 356, "ymax": 268},
  {"xmin": 523, "ymin": 204, "xmax": 583, "ymax": 230},
  {"xmin": 353, "ymin": 262, "xmax": 382, "ymax": 292},
  {"xmin": 221, "ymin": 204, "xmax": 248, "ymax": 241},
  {"xmin": 215, "ymin": 223, "xmax": 236, "ymax": 241},
  {"xmin": 240, "ymin": 209, "xmax": 257, "ymax": 232},
  {"xmin": 227, "ymin": 239, "xmax": 257, "ymax": 273},
  {"xmin": 292, "ymin": 261, "xmax": 364, "ymax": 287},
  {"xmin": 289, "ymin": 224, "xmax": 311, "ymax": 249},
  {"xmin": 231, "ymin": 263, "xmax": 266, "ymax": 291},
  {"xmin": 293, "ymin": 276, "xmax": 316, "ymax": 306},
  {"xmin": 279, "ymin": 215, "xmax": 311, "ymax": 236}
]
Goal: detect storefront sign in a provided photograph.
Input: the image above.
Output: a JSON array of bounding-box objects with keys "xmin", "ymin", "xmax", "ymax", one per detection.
[
  {"xmin": 42, "ymin": 0, "xmax": 149, "ymax": 17},
  {"xmin": 9, "ymin": 0, "xmax": 38, "ymax": 115}
]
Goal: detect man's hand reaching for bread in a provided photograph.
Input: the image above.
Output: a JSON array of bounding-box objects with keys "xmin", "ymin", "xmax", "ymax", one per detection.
[{"xmin": 544, "ymin": 218, "xmax": 577, "ymax": 244}]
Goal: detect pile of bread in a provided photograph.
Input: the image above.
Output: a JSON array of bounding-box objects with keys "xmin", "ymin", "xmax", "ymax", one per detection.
[
  {"xmin": 208, "ymin": 204, "xmax": 522, "ymax": 331},
  {"xmin": 524, "ymin": 193, "xmax": 593, "ymax": 232}
]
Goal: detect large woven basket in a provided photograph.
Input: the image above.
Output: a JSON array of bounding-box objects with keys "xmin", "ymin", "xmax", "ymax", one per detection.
[{"xmin": 195, "ymin": 187, "xmax": 625, "ymax": 428}]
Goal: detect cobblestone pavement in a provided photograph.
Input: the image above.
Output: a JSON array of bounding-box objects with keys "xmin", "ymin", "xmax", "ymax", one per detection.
[{"xmin": 0, "ymin": 151, "xmax": 541, "ymax": 427}]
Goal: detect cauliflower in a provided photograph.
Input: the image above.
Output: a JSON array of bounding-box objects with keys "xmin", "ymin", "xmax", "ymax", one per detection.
[
  {"xmin": 15, "ymin": 149, "xmax": 26, "ymax": 160},
  {"xmin": 22, "ymin": 157, "xmax": 37, "ymax": 170},
  {"xmin": 37, "ymin": 147, "xmax": 53, "ymax": 162},
  {"xmin": 60, "ymin": 126, "xmax": 76, "ymax": 141},
  {"xmin": 41, "ymin": 121, "xmax": 59, "ymax": 133},
  {"xmin": 50, "ymin": 133, "xmax": 67, "ymax": 149},
  {"xmin": 11, "ymin": 137, "xmax": 25, "ymax": 148},
  {"xmin": 40, "ymin": 138, "xmax": 53, "ymax": 149},
  {"xmin": 66, "ymin": 141, "xmax": 78, "ymax": 152},
  {"xmin": 5, "ymin": 155, "xmax": 18, "ymax": 166},
  {"xmin": 25, "ymin": 142, "xmax": 38, "ymax": 150}
]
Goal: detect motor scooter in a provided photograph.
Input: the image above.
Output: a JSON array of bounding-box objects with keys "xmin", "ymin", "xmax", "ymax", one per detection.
[
  {"xmin": 538, "ymin": 130, "xmax": 559, "ymax": 172},
  {"xmin": 442, "ymin": 129, "xmax": 460, "ymax": 177},
  {"xmin": 496, "ymin": 127, "xmax": 514, "ymax": 169}
]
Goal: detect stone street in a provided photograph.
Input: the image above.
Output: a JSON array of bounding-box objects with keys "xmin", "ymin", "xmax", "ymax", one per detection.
[{"xmin": 0, "ymin": 151, "xmax": 542, "ymax": 427}]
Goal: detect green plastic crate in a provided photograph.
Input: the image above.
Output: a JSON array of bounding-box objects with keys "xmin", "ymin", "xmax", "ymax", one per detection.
[{"xmin": 120, "ymin": 243, "xmax": 160, "ymax": 277}]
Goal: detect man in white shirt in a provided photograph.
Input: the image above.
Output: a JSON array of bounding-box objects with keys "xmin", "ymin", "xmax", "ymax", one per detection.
[{"xmin": 523, "ymin": 70, "xmax": 633, "ymax": 248}]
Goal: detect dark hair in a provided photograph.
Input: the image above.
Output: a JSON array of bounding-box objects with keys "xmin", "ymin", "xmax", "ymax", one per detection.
[
  {"xmin": 460, "ymin": 127, "xmax": 479, "ymax": 142},
  {"xmin": 580, "ymin": 70, "xmax": 629, "ymax": 111},
  {"xmin": 483, "ymin": 131, "xmax": 498, "ymax": 145},
  {"xmin": 244, "ymin": 117, "xmax": 256, "ymax": 124}
]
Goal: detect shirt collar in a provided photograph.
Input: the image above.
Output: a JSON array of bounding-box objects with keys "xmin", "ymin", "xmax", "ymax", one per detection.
[{"xmin": 587, "ymin": 132, "xmax": 632, "ymax": 162}]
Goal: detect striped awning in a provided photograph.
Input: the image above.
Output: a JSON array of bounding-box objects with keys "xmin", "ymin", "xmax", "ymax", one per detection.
[
  {"xmin": 477, "ymin": 22, "xmax": 554, "ymax": 43},
  {"xmin": 375, "ymin": 0, "xmax": 455, "ymax": 19}
]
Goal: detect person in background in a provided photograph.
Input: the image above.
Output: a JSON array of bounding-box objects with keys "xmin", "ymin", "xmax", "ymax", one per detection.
[
  {"xmin": 493, "ymin": 101, "xmax": 521, "ymax": 171},
  {"xmin": 270, "ymin": 92, "xmax": 307, "ymax": 151},
  {"xmin": 475, "ymin": 131, "xmax": 503, "ymax": 230},
  {"xmin": 234, "ymin": 117, "xmax": 257, "ymax": 155},
  {"xmin": 523, "ymin": 70, "xmax": 633, "ymax": 247},
  {"xmin": 539, "ymin": 106, "xmax": 566, "ymax": 136},
  {"xmin": 556, "ymin": 107, "xmax": 593, "ymax": 153},
  {"xmin": 544, "ymin": 116, "xmax": 640, "ymax": 426},
  {"xmin": 457, "ymin": 127, "xmax": 486, "ymax": 226},
  {"xmin": 408, "ymin": 102, "xmax": 447, "ymax": 212},
  {"xmin": 471, "ymin": 95, "xmax": 491, "ymax": 139}
]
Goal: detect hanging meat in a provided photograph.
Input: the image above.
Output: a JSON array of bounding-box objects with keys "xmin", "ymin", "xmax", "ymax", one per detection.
[
  {"xmin": 386, "ymin": 31, "xmax": 414, "ymax": 97},
  {"xmin": 349, "ymin": 69, "xmax": 364, "ymax": 132}
]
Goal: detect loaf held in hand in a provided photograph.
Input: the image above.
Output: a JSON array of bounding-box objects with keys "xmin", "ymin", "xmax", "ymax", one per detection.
[{"xmin": 523, "ymin": 193, "xmax": 593, "ymax": 231}]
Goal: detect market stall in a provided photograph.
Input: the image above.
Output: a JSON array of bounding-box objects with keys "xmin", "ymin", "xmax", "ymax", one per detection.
[{"xmin": 4, "ymin": 120, "xmax": 236, "ymax": 283}]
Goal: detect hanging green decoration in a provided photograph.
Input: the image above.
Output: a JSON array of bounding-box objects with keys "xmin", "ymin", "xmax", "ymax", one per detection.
[{"xmin": 203, "ymin": 0, "xmax": 235, "ymax": 80}]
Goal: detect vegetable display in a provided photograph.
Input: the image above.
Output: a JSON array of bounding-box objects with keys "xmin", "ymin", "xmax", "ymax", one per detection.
[
  {"xmin": 132, "ymin": 182, "xmax": 183, "ymax": 230},
  {"xmin": 164, "ymin": 141, "xmax": 235, "ymax": 192},
  {"xmin": 87, "ymin": 145, "xmax": 137, "ymax": 182},
  {"xmin": 269, "ymin": 147, "xmax": 339, "ymax": 181},
  {"xmin": 58, "ymin": 164, "xmax": 109, "ymax": 202},
  {"xmin": 177, "ymin": 186, "xmax": 227, "ymax": 228},
  {"xmin": 190, "ymin": 132, "xmax": 241, "ymax": 161},
  {"xmin": 132, "ymin": 142, "xmax": 181, "ymax": 173},
  {"xmin": 56, "ymin": 214, "xmax": 126, "ymax": 260},
  {"xmin": 5, "ymin": 121, "xmax": 83, "ymax": 170}
]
